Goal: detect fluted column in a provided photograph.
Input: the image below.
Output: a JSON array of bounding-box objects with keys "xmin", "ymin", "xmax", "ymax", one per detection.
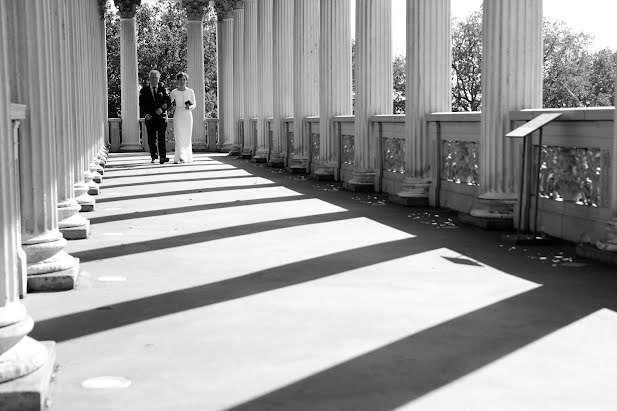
[
  {"xmin": 241, "ymin": 0, "xmax": 258, "ymax": 158},
  {"xmin": 88, "ymin": 0, "xmax": 105, "ymax": 184},
  {"xmin": 68, "ymin": 3, "xmax": 96, "ymax": 212},
  {"xmin": 54, "ymin": 0, "xmax": 90, "ymax": 240},
  {"xmin": 290, "ymin": 0, "xmax": 319, "ymax": 173},
  {"xmin": 314, "ymin": 0, "xmax": 351, "ymax": 179},
  {"xmin": 270, "ymin": 0, "xmax": 294, "ymax": 167},
  {"xmin": 216, "ymin": 18, "xmax": 224, "ymax": 150},
  {"xmin": 185, "ymin": 0, "xmax": 208, "ymax": 151},
  {"xmin": 349, "ymin": 0, "xmax": 392, "ymax": 190},
  {"xmin": 231, "ymin": 3, "xmax": 245, "ymax": 155},
  {"xmin": 116, "ymin": 0, "xmax": 142, "ymax": 151},
  {"xmin": 469, "ymin": 0, "xmax": 543, "ymax": 221},
  {"xmin": 254, "ymin": 0, "xmax": 273, "ymax": 162},
  {"xmin": 596, "ymin": 62, "xmax": 617, "ymax": 251},
  {"xmin": 0, "ymin": 1, "xmax": 50, "ymax": 388},
  {"xmin": 8, "ymin": 0, "xmax": 79, "ymax": 291},
  {"xmin": 395, "ymin": 0, "xmax": 451, "ymax": 205},
  {"xmin": 221, "ymin": 13, "xmax": 235, "ymax": 151},
  {"xmin": 100, "ymin": 1, "xmax": 110, "ymax": 148}
]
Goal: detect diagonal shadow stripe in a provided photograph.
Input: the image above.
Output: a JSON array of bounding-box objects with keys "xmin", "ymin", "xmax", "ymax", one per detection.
[
  {"xmin": 225, "ymin": 286, "xmax": 608, "ymax": 411},
  {"xmin": 104, "ymin": 174, "xmax": 256, "ymax": 189},
  {"xmin": 104, "ymin": 162, "xmax": 221, "ymax": 171},
  {"xmin": 95, "ymin": 183, "xmax": 278, "ymax": 203},
  {"xmin": 102, "ymin": 167, "xmax": 235, "ymax": 180},
  {"xmin": 88, "ymin": 195, "xmax": 307, "ymax": 225},
  {"xmin": 72, "ymin": 211, "xmax": 353, "ymax": 262},
  {"xmin": 31, "ymin": 237, "xmax": 431, "ymax": 343}
]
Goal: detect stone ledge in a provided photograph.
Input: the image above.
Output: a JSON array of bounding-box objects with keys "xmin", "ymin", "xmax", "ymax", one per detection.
[
  {"xmin": 457, "ymin": 212, "xmax": 513, "ymax": 231},
  {"xmin": 251, "ymin": 157, "xmax": 267, "ymax": 163},
  {"xmin": 388, "ymin": 194, "xmax": 429, "ymax": 207},
  {"xmin": 240, "ymin": 153, "xmax": 253, "ymax": 159},
  {"xmin": 60, "ymin": 222, "xmax": 90, "ymax": 240},
  {"xmin": 27, "ymin": 259, "xmax": 79, "ymax": 292},
  {"xmin": 576, "ymin": 244, "xmax": 617, "ymax": 267},
  {"xmin": 267, "ymin": 160, "xmax": 285, "ymax": 168},
  {"xmin": 287, "ymin": 166, "xmax": 307, "ymax": 174},
  {"xmin": 0, "ymin": 341, "xmax": 55, "ymax": 411},
  {"xmin": 310, "ymin": 173, "xmax": 334, "ymax": 182}
]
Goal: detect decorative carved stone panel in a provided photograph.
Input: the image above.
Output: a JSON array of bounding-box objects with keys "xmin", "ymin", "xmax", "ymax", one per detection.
[
  {"xmin": 311, "ymin": 133, "xmax": 320, "ymax": 160},
  {"xmin": 441, "ymin": 140, "xmax": 479, "ymax": 185},
  {"xmin": 536, "ymin": 145, "xmax": 609, "ymax": 207},
  {"xmin": 382, "ymin": 137, "xmax": 405, "ymax": 174},
  {"xmin": 342, "ymin": 135, "xmax": 355, "ymax": 165}
]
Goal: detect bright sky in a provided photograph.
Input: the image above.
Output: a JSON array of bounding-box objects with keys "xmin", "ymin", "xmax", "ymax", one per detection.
[{"xmin": 385, "ymin": 0, "xmax": 616, "ymax": 57}]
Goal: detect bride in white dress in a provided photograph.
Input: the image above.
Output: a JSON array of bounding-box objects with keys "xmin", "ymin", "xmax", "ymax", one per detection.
[{"xmin": 170, "ymin": 72, "xmax": 196, "ymax": 163}]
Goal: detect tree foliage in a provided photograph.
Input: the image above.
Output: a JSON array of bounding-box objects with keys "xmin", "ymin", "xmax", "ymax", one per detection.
[
  {"xmin": 392, "ymin": 55, "xmax": 406, "ymax": 114},
  {"xmin": 106, "ymin": 0, "xmax": 218, "ymax": 118},
  {"xmin": 451, "ymin": 10, "xmax": 482, "ymax": 111}
]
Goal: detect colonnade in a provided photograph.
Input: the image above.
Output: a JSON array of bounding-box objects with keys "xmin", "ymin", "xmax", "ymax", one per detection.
[{"xmin": 0, "ymin": 0, "xmax": 109, "ymax": 401}]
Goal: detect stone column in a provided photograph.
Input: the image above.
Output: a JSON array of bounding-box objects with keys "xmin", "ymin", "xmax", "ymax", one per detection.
[
  {"xmin": 289, "ymin": 0, "xmax": 319, "ymax": 173},
  {"xmin": 349, "ymin": 0, "xmax": 392, "ymax": 191},
  {"xmin": 216, "ymin": 17, "xmax": 224, "ymax": 150},
  {"xmin": 185, "ymin": 0, "xmax": 208, "ymax": 152},
  {"xmin": 394, "ymin": 0, "xmax": 451, "ymax": 205},
  {"xmin": 7, "ymin": 0, "xmax": 79, "ymax": 291},
  {"xmin": 241, "ymin": 0, "xmax": 258, "ymax": 159},
  {"xmin": 100, "ymin": 0, "xmax": 110, "ymax": 148},
  {"xmin": 221, "ymin": 12, "xmax": 235, "ymax": 152},
  {"xmin": 230, "ymin": 2, "xmax": 245, "ymax": 156},
  {"xmin": 54, "ymin": 0, "xmax": 90, "ymax": 240},
  {"xmin": 68, "ymin": 2, "xmax": 96, "ymax": 212},
  {"xmin": 596, "ymin": 63, "xmax": 617, "ymax": 251},
  {"xmin": 270, "ymin": 0, "xmax": 294, "ymax": 167},
  {"xmin": 0, "ymin": 1, "xmax": 51, "ymax": 393},
  {"xmin": 469, "ymin": 0, "xmax": 543, "ymax": 225},
  {"xmin": 314, "ymin": 0, "xmax": 351, "ymax": 179},
  {"xmin": 254, "ymin": 0, "xmax": 273, "ymax": 162},
  {"xmin": 115, "ymin": 0, "xmax": 142, "ymax": 152}
]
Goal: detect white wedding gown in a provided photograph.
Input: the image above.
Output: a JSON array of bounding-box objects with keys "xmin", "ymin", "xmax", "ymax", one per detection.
[{"xmin": 170, "ymin": 87, "xmax": 196, "ymax": 163}]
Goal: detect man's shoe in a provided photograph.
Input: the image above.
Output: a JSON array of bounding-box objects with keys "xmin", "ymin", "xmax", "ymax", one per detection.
[
  {"xmin": 160, "ymin": 157, "xmax": 169, "ymax": 164},
  {"xmin": 151, "ymin": 159, "xmax": 156, "ymax": 163}
]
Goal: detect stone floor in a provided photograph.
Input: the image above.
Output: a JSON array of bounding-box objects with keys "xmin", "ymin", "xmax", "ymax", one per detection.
[{"xmin": 25, "ymin": 152, "xmax": 617, "ymax": 411}]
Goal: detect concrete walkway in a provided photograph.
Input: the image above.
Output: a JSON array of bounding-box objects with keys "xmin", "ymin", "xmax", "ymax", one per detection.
[{"xmin": 26, "ymin": 152, "xmax": 617, "ymax": 411}]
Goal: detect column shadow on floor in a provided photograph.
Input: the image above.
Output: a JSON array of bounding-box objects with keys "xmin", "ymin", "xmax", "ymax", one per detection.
[
  {"xmin": 102, "ymin": 167, "xmax": 236, "ymax": 180},
  {"xmin": 94, "ymin": 183, "xmax": 278, "ymax": 204},
  {"xmin": 103, "ymin": 174, "xmax": 257, "ymax": 190},
  {"xmin": 88, "ymin": 195, "xmax": 308, "ymax": 225}
]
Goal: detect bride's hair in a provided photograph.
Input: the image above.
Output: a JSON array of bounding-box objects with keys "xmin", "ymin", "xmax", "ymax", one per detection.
[{"xmin": 176, "ymin": 71, "xmax": 189, "ymax": 81}]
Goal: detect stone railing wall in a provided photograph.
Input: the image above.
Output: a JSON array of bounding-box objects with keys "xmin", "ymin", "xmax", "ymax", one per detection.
[
  {"xmin": 332, "ymin": 115, "xmax": 355, "ymax": 182},
  {"xmin": 511, "ymin": 108, "xmax": 614, "ymax": 243},
  {"xmin": 304, "ymin": 116, "xmax": 320, "ymax": 173},
  {"xmin": 370, "ymin": 115, "xmax": 405, "ymax": 193},
  {"xmin": 109, "ymin": 118, "xmax": 218, "ymax": 153},
  {"xmin": 426, "ymin": 112, "xmax": 481, "ymax": 213},
  {"xmin": 283, "ymin": 116, "xmax": 294, "ymax": 163}
]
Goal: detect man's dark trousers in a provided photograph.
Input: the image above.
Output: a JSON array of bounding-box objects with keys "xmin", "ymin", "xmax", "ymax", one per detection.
[{"xmin": 146, "ymin": 119, "xmax": 166, "ymax": 161}]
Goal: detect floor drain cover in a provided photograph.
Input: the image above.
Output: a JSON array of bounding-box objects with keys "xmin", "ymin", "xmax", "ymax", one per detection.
[
  {"xmin": 97, "ymin": 276, "xmax": 127, "ymax": 282},
  {"xmin": 81, "ymin": 376, "xmax": 131, "ymax": 389}
]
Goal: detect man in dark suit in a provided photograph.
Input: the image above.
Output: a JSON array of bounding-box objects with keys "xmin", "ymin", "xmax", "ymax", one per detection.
[{"xmin": 140, "ymin": 70, "xmax": 172, "ymax": 164}]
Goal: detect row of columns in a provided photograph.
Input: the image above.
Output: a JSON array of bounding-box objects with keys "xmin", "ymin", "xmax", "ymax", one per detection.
[
  {"xmin": 116, "ymin": 0, "xmax": 209, "ymax": 152},
  {"xmin": 216, "ymin": 0, "xmax": 552, "ymax": 217},
  {"xmin": 1, "ymin": 0, "xmax": 110, "ymax": 396}
]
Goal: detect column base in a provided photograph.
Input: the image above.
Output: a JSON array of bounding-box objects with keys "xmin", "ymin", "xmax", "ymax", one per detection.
[
  {"xmin": 219, "ymin": 143, "xmax": 233, "ymax": 153},
  {"xmin": 287, "ymin": 157, "xmax": 308, "ymax": 174},
  {"xmin": 252, "ymin": 156, "xmax": 268, "ymax": 163},
  {"xmin": 59, "ymin": 215, "xmax": 90, "ymax": 240},
  {"xmin": 252, "ymin": 148, "xmax": 269, "ymax": 163},
  {"xmin": 192, "ymin": 142, "xmax": 209, "ymax": 152},
  {"xmin": 577, "ymin": 243, "xmax": 617, "ymax": 267},
  {"xmin": 240, "ymin": 148, "xmax": 253, "ymax": 159},
  {"xmin": 459, "ymin": 193, "xmax": 515, "ymax": 230},
  {"xmin": 87, "ymin": 180, "xmax": 100, "ymax": 196},
  {"xmin": 27, "ymin": 255, "xmax": 79, "ymax": 292},
  {"xmin": 390, "ymin": 177, "xmax": 431, "ymax": 206},
  {"xmin": 119, "ymin": 142, "xmax": 144, "ymax": 152},
  {"xmin": 595, "ymin": 218, "xmax": 617, "ymax": 252},
  {"xmin": 0, "ymin": 340, "xmax": 55, "ymax": 411},
  {"xmin": 228, "ymin": 145, "xmax": 242, "ymax": 156},
  {"xmin": 92, "ymin": 162, "xmax": 104, "ymax": 175},
  {"xmin": 311, "ymin": 163, "xmax": 335, "ymax": 181},
  {"xmin": 344, "ymin": 171, "xmax": 376, "ymax": 192}
]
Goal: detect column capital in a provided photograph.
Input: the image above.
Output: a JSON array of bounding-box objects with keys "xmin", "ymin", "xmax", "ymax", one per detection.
[
  {"xmin": 183, "ymin": 0, "xmax": 208, "ymax": 20},
  {"xmin": 113, "ymin": 0, "xmax": 141, "ymax": 18}
]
